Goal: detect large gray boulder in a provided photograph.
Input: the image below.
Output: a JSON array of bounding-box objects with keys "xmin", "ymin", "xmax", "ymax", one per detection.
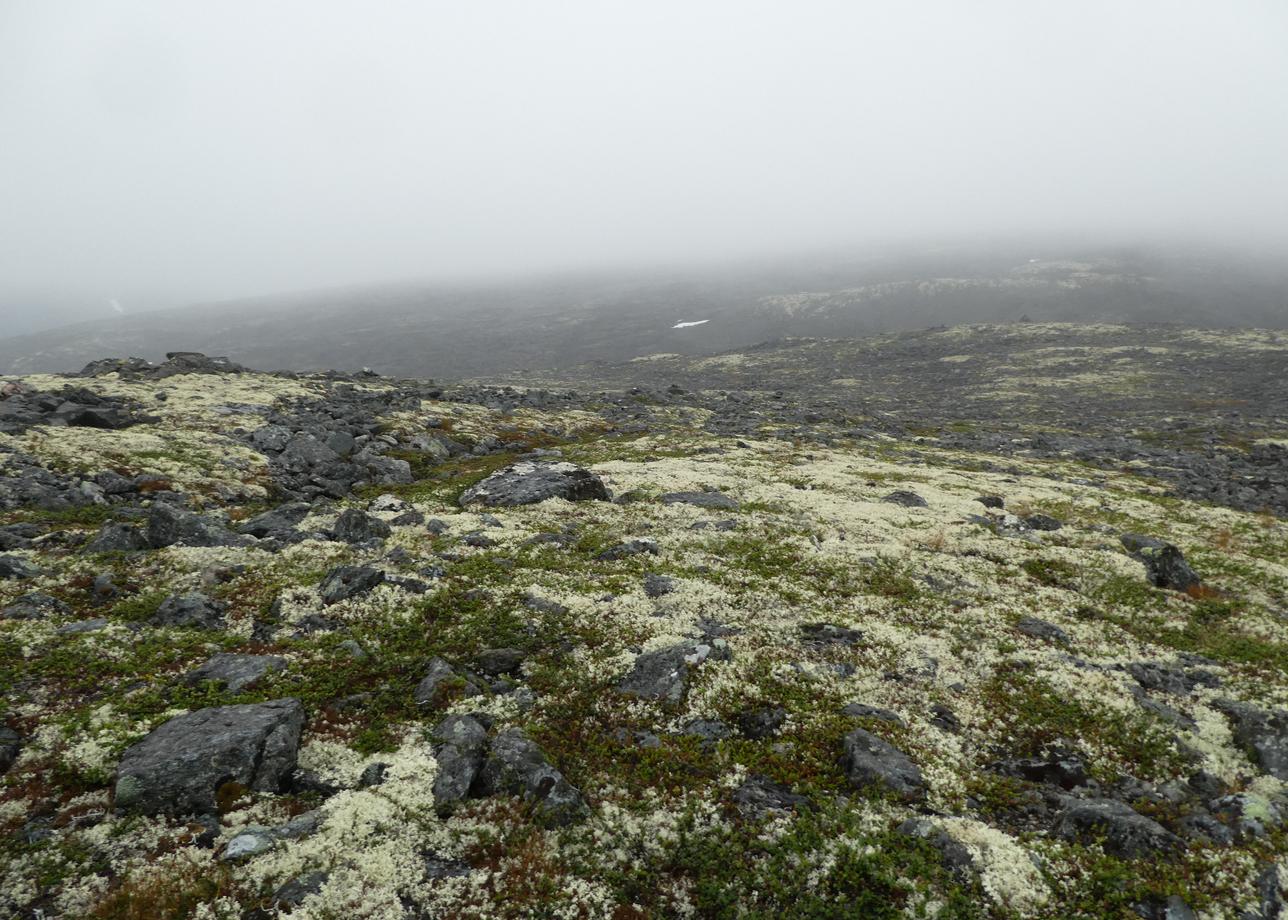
[
  {"xmin": 238, "ymin": 502, "xmax": 311, "ymax": 539},
  {"xmin": 1120, "ymin": 534, "xmax": 1202, "ymax": 593},
  {"xmin": 473, "ymin": 727, "xmax": 588, "ymax": 827},
  {"xmin": 840, "ymin": 728, "xmax": 926, "ymax": 801},
  {"xmin": 459, "ymin": 461, "xmax": 610, "ymax": 507},
  {"xmin": 331, "ymin": 508, "xmax": 391, "ymax": 544},
  {"xmin": 114, "ymin": 699, "xmax": 305, "ymax": 817},
  {"xmin": 318, "ymin": 565, "xmax": 385, "ymax": 605}
]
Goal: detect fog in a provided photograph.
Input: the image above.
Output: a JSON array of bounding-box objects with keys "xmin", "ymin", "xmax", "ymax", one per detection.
[{"xmin": 2, "ymin": 1, "xmax": 1287, "ymax": 333}]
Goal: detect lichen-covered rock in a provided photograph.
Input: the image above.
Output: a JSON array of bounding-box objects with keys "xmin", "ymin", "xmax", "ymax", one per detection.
[
  {"xmin": 84, "ymin": 522, "xmax": 150, "ymax": 554},
  {"xmin": 618, "ymin": 640, "xmax": 722, "ymax": 705},
  {"xmin": 1215, "ymin": 701, "xmax": 1288, "ymax": 780},
  {"xmin": 114, "ymin": 698, "xmax": 305, "ymax": 817},
  {"xmin": 414, "ymin": 657, "xmax": 482, "ymax": 705},
  {"xmin": 840, "ymin": 728, "xmax": 926, "ymax": 801},
  {"xmin": 146, "ymin": 502, "xmax": 253, "ymax": 549},
  {"xmin": 331, "ymin": 507, "xmax": 392, "ymax": 544},
  {"xmin": 430, "ymin": 714, "xmax": 489, "ymax": 816},
  {"xmin": 882, "ymin": 490, "xmax": 928, "ymax": 508},
  {"xmin": 659, "ymin": 490, "xmax": 739, "ymax": 510},
  {"xmin": 459, "ymin": 461, "xmax": 610, "ymax": 507},
  {"xmin": 0, "ymin": 555, "xmax": 41, "ymax": 580},
  {"xmin": 732, "ymin": 775, "xmax": 810, "ymax": 817}
]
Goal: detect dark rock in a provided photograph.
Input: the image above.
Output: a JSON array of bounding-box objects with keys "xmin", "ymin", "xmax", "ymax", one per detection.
[
  {"xmin": 1120, "ymin": 534, "xmax": 1202, "ymax": 593},
  {"xmin": 459, "ymin": 461, "xmax": 610, "ymax": 507},
  {"xmin": 899, "ymin": 818, "xmax": 975, "ymax": 879},
  {"xmin": 993, "ymin": 751, "xmax": 1089, "ymax": 789},
  {"xmin": 114, "ymin": 698, "xmax": 305, "ymax": 817},
  {"xmin": 358, "ymin": 762, "xmax": 389, "ymax": 789},
  {"xmin": 840, "ymin": 728, "xmax": 925, "ymax": 801},
  {"xmin": 882, "ymin": 490, "xmax": 928, "ymax": 508},
  {"xmin": 680, "ymin": 719, "xmax": 731, "ymax": 744},
  {"xmin": 269, "ymin": 872, "xmax": 328, "ymax": 910},
  {"xmin": 929, "ymin": 704, "xmax": 962, "ymax": 733},
  {"xmin": 523, "ymin": 593, "xmax": 570, "ymax": 615},
  {"xmin": 238, "ymin": 502, "xmax": 311, "ymax": 539},
  {"xmin": 1024, "ymin": 513, "xmax": 1063, "ymax": 531},
  {"xmin": 473, "ymin": 727, "xmax": 588, "ymax": 827},
  {"xmin": 976, "ymin": 495, "xmax": 1005, "ymax": 509},
  {"xmin": 1127, "ymin": 662, "xmax": 1216, "ymax": 696},
  {"xmin": 462, "ymin": 531, "xmax": 496, "ymax": 548},
  {"xmin": 331, "ymin": 508, "xmax": 391, "ymax": 544},
  {"xmin": 183, "ymin": 654, "xmax": 286, "ymax": 693},
  {"xmin": 318, "ymin": 565, "xmax": 385, "ymax": 605},
  {"xmin": 423, "ymin": 852, "xmax": 472, "ymax": 881},
  {"xmin": 153, "ymin": 593, "xmax": 226, "ymax": 630},
  {"xmin": 659, "ymin": 490, "xmax": 739, "ymax": 510},
  {"xmin": 1053, "ymin": 798, "xmax": 1183, "ymax": 858},
  {"xmin": 57, "ymin": 617, "xmax": 109, "ymax": 635}
]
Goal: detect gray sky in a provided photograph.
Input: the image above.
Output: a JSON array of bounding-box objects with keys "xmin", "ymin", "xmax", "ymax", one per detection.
[{"xmin": 2, "ymin": 0, "xmax": 1286, "ymax": 328}]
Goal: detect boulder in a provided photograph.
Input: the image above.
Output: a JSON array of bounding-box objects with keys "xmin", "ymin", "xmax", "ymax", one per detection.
[
  {"xmin": 237, "ymin": 502, "xmax": 311, "ymax": 539},
  {"xmin": 430, "ymin": 714, "xmax": 489, "ymax": 816},
  {"xmin": 596, "ymin": 539, "xmax": 660, "ymax": 561},
  {"xmin": 882, "ymin": 490, "xmax": 928, "ymax": 508},
  {"xmin": 618, "ymin": 640, "xmax": 722, "ymax": 705},
  {"xmin": 731, "ymin": 775, "xmax": 810, "ymax": 817},
  {"xmin": 459, "ymin": 461, "xmax": 610, "ymax": 507},
  {"xmin": 114, "ymin": 698, "xmax": 305, "ymax": 817},
  {"xmin": 1215, "ymin": 701, "xmax": 1288, "ymax": 780},
  {"xmin": 643, "ymin": 574, "xmax": 678, "ymax": 598},
  {"xmin": 0, "ymin": 555, "xmax": 41, "ymax": 580},
  {"xmin": 840, "ymin": 728, "xmax": 926, "ymax": 801},
  {"xmin": 84, "ymin": 522, "xmax": 150, "ymax": 554},
  {"xmin": 331, "ymin": 508, "xmax": 391, "ymax": 544},
  {"xmin": 0, "ymin": 726, "xmax": 21, "ymax": 773},
  {"xmin": 146, "ymin": 503, "xmax": 252, "ymax": 549},
  {"xmin": 414, "ymin": 657, "xmax": 481, "ymax": 704}
]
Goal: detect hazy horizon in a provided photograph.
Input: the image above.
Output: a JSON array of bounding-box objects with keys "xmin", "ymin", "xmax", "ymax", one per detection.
[{"xmin": 3, "ymin": 1, "xmax": 1287, "ymax": 334}]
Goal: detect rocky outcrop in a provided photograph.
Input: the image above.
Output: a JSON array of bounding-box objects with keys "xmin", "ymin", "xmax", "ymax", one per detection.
[{"xmin": 459, "ymin": 461, "xmax": 610, "ymax": 507}]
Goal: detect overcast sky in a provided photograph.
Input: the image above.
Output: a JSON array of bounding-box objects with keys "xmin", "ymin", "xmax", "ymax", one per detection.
[{"xmin": 1, "ymin": 1, "xmax": 1286, "ymax": 329}]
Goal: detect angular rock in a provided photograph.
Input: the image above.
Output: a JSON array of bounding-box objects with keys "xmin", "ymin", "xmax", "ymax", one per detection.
[
  {"xmin": 840, "ymin": 728, "xmax": 925, "ymax": 801},
  {"xmin": 459, "ymin": 461, "xmax": 610, "ymax": 507},
  {"xmin": 0, "ymin": 726, "xmax": 21, "ymax": 773},
  {"xmin": 152, "ymin": 593, "xmax": 226, "ymax": 630},
  {"xmin": 597, "ymin": 539, "xmax": 660, "ymax": 561},
  {"xmin": 146, "ymin": 502, "xmax": 252, "ymax": 549},
  {"xmin": 732, "ymin": 775, "xmax": 810, "ymax": 817},
  {"xmin": 801, "ymin": 622, "xmax": 863, "ymax": 646},
  {"xmin": 737, "ymin": 705, "xmax": 787, "ymax": 740},
  {"xmin": 1120, "ymin": 534, "xmax": 1202, "ymax": 593},
  {"xmin": 841, "ymin": 702, "xmax": 906, "ymax": 726},
  {"xmin": 84, "ymin": 522, "xmax": 150, "ymax": 554},
  {"xmin": 1016, "ymin": 616, "xmax": 1069, "ymax": 645},
  {"xmin": 183, "ymin": 653, "xmax": 286, "ymax": 693},
  {"xmin": 1024, "ymin": 513, "xmax": 1064, "ymax": 532},
  {"xmin": 473, "ymin": 727, "xmax": 588, "ymax": 826},
  {"xmin": 415, "ymin": 657, "xmax": 481, "ymax": 705},
  {"xmin": 1, "ymin": 592, "xmax": 69, "ymax": 620},
  {"xmin": 1053, "ymin": 798, "xmax": 1183, "ymax": 858},
  {"xmin": 476, "ymin": 648, "xmax": 525, "ymax": 677},
  {"xmin": 318, "ymin": 565, "xmax": 385, "ymax": 605},
  {"xmin": 643, "ymin": 574, "xmax": 678, "ymax": 598},
  {"xmin": 0, "ymin": 555, "xmax": 40, "ymax": 580},
  {"xmin": 238, "ymin": 502, "xmax": 311, "ymax": 539},
  {"xmin": 114, "ymin": 698, "xmax": 305, "ymax": 817}
]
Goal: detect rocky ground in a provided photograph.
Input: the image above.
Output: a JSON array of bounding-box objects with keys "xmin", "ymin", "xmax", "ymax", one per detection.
[{"xmin": 0, "ymin": 329, "xmax": 1285, "ymax": 919}]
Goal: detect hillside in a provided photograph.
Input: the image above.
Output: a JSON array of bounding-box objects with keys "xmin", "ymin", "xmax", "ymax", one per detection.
[
  {"xmin": 0, "ymin": 327, "xmax": 1285, "ymax": 918},
  {"xmin": 3, "ymin": 245, "xmax": 1286, "ymax": 380}
]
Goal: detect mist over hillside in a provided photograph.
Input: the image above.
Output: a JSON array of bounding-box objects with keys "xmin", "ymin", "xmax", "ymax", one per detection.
[{"xmin": 3, "ymin": 242, "xmax": 1285, "ymax": 378}]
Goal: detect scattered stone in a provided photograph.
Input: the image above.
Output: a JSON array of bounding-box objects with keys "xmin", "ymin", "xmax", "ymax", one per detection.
[
  {"xmin": 659, "ymin": 490, "xmax": 739, "ymax": 510},
  {"xmin": 56, "ymin": 617, "xmax": 109, "ymax": 635},
  {"xmin": 183, "ymin": 653, "xmax": 286, "ymax": 693},
  {"xmin": 840, "ymin": 729, "xmax": 926, "ymax": 801},
  {"xmin": 1024, "ymin": 513, "xmax": 1063, "ymax": 531},
  {"xmin": 146, "ymin": 502, "xmax": 252, "ymax": 549},
  {"xmin": 269, "ymin": 872, "xmax": 328, "ymax": 910},
  {"xmin": 1127, "ymin": 662, "xmax": 1218, "ymax": 696},
  {"xmin": 358, "ymin": 762, "xmax": 389, "ymax": 789},
  {"xmin": 0, "ymin": 555, "xmax": 40, "ymax": 580},
  {"xmin": 898, "ymin": 818, "xmax": 975, "ymax": 879},
  {"xmin": 1120, "ymin": 534, "xmax": 1202, "ymax": 593},
  {"xmin": 841, "ymin": 703, "xmax": 905, "ymax": 726},
  {"xmin": 976, "ymin": 495, "xmax": 1005, "ymax": 509},
  {"xmin": 238, "ymin": 502, "xmax": 311, "ymax": 539},
  {"xmin": 114, "ymin": 698, "xmax": 305, "ymax": 817},
  {"xmin": 459, "ymin": 461, "xmax": 610, "ymax": 507},
  {"xmin": 318, "ymin": 565, "xmax": 385, "ymax": 605},
  {"xmin": 1, "ymin": 592, "xmax": 69, "ymax": 620},
  {"xmin": 415, "ymin": 657, "xmax": 481, "ymax": 705},
  {"xmin": 84, "ymin": 522, "xmax": 149, "ymax": 554},
  {"xmin": 476, "ymin": 648, "xmax": 525, "ymax": 676},
  {"xmin": 801, "ymin": 622, "xmax": 862, "ymax": 646},
  {"xmin": 737, "ymin": 706, "xmax": 787, "ymax": 740},
  {"xmin": 0, "ymin": 726, "xmax": 21, "ymax": 773}
]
